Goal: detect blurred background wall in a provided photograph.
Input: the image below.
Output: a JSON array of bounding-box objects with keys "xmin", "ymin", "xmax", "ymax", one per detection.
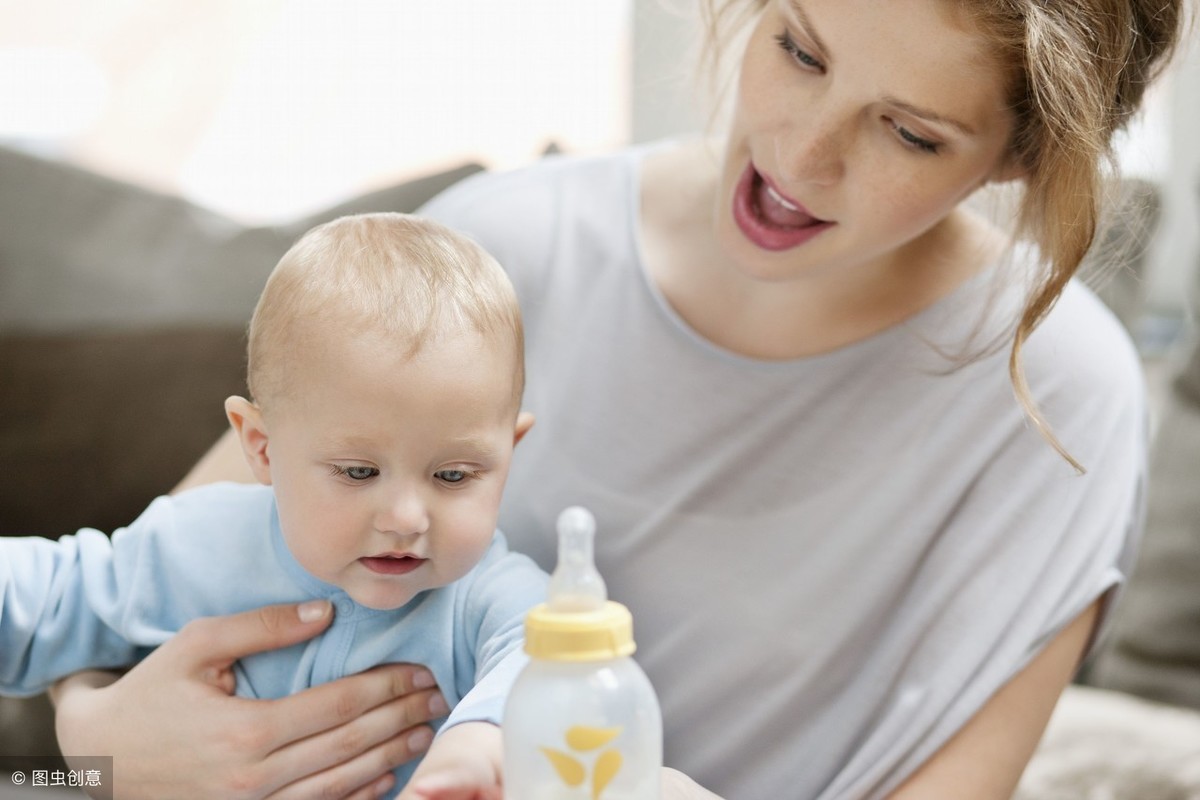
[{"xmin": 0, "ymin": 0, "xmax": 632, "ymax": 222}]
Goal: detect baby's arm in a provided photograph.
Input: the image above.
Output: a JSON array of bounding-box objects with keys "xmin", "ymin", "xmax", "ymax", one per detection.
[
  {"xmin": 0, "ymin": 531, "xmax": 141, "ymax": 696},
  {"xmin": 400, "ymin": 721, "xmax": 502, "ymax": 800}
]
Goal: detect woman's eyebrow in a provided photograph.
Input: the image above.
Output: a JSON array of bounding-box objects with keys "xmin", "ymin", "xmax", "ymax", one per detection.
[
  {"xmin": 883, "ymin": 96, "xmax": 977, "ymax": 136},
  {"xmin": 784, "ymin": 0, "xmax": 830, "ymax": 57}
]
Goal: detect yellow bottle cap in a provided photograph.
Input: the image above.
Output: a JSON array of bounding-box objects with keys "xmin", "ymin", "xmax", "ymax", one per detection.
[{"xmin": 524, "ymin": 600, "xmax": 637, "ymax": 661}]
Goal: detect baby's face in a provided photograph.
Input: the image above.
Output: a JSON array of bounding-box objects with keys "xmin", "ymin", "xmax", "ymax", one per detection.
[{"xmin": 262, "ymin": 326, "xmax": 523, "ymax": 610}]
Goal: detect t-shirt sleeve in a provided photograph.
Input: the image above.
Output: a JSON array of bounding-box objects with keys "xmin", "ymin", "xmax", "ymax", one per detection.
[
  {"xmin": 995, "ymin": 292, "xmax": 1148, "ymax": 665},
  {"xmin": 870, "ymin": 392, "xmax": 1144, "ymax": 798},
  {"xmin": 827, "ymin": 287, "xmax": 1149, "ymax": 798}
]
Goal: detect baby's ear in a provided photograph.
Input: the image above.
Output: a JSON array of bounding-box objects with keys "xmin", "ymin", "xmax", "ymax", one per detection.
[
  {"xmin": 224, "ymin": 396, "xmax": 273, "ymax": 485},
  {"xmin": 513, "ymin": 411, "xmax": 535, "ymax": 446}
]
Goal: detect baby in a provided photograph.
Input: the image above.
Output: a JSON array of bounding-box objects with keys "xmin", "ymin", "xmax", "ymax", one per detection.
[{"xmin": 0, "ymin": 213, "xmax": 545, "ymax": 797}]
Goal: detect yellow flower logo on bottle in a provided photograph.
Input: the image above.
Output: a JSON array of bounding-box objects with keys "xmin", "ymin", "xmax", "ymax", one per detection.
[{"xmin": 539, "ymin": 725, "xmax": 624, "ymax": 799}]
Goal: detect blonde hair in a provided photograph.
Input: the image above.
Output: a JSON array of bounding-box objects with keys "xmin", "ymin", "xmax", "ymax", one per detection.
[
  {"xmin": 699, "ymin": 0, "xmax": 1184, "ymax": 470},
  {"xmin": 247, "ymin": 213, "xmax": 523, "ymax": 409}
]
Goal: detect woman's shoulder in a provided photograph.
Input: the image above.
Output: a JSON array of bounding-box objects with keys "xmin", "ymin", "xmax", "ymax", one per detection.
[
  {"xmin": 418, "ymin": 145, "xmax": 646, "ymax": 233},
  {"xmin": 1026, "ymin": 278, "xmax": 1144, "ymax": 396},
  {"xmin": 417, "ymin": 144, "xmax": 661, "ymax": 287},
  {"xmin": 1012, "ymin": 277, "xmax": 1148, "ymax": 473},
  {"xmin": 947, "ymin": 239, "xmax": 1144, "ymax": 406}
]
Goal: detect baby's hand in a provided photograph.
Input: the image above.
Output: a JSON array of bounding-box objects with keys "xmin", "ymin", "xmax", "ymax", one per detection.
[
  {"xmin": 407, "ymin": 769, "xmax": 503, "ymax": 800},
  {"xmin": 399, "ymin": 721, "xmax": 502, "ymax": 800}
]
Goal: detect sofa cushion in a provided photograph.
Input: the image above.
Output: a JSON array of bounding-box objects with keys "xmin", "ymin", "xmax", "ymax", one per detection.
[
  {"xmin": 0, "ymin": 145, "xmax": 483, "ymax": 333},
  {"xmin": 0, "ymin": 328, "xmax": 248, "ymax": 538}
]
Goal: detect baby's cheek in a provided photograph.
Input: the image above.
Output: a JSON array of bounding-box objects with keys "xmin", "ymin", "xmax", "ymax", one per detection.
[
  {"xmin": 285, "ymin": 521, "xmax": 350, "ymax": 582},
  {"xmin": 442, "ymin": 526, "xmax": 497, "ymax": 580}
]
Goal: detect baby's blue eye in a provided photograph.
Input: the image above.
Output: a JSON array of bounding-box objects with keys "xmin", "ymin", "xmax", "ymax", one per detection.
[
  {"xmin": 336, "ymin": 465, "xmax": 378, "ymax": 481},
  {"xmin": 436, "ymin": 469, "xmax": 468, "ymax": 484}
]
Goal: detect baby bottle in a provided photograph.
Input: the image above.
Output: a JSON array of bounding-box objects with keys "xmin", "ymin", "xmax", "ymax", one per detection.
[{"xmin": 504, "ymin": 506, "xmax": 662, "ymax": 800}]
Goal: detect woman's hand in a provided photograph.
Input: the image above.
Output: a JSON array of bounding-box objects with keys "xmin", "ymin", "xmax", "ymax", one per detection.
[{"xmin": 51, "ymin": 600, "xmax": 447, "ymax": 800}]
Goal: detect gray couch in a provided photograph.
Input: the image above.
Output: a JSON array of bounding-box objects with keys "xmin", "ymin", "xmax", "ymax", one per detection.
[{"xmin": 1, "ymin": 145, "xmax": 1198, "ymax": 797}]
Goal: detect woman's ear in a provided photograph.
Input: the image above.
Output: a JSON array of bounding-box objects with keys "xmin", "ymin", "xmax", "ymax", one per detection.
[{"xmin": 224, "ymin": 396, "xmax": 273, "ymax": 485}]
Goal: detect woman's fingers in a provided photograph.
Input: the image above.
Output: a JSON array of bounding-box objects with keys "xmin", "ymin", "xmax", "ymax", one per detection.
[
  {"xmin": 52, "ymin": 604, "xmax": 447, "ymax": 800},
  {"xmin": 260, "ymin": 662, "xmax": 446, "ymax": 747},
  {"xmin": 267, "ymin": 729, "xmax": 420, "ymax": 800},
  {"xmin": 260, "ymin": 675, "xmax": 444, "ymax": 791},
  {"xmin": 173, "ymin": 600, "xmax": 334, "ymax": 671},
  {"xmin": 178, "ymin": 612, "xmax": 447, "ymax": 796},
  {"xmin": 343, "ymin": 774, "xmax": 399, "ymax": 800}
]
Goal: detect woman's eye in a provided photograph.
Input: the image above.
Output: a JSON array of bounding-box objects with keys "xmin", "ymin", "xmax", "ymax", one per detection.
[
  {"xmin": 774, "ymin": 31, "xmax": 823, "ymax": 72},
  {"xmin": 890, "ymin": 121, "xmax": 941, "ymax": 154},
  {"xmin": 435, "ymin": 469, "xmax": 471, "ymax": 484},
  {"xmin": 334, "ymin": 465, "xmax": 379, "ymax": 481}
]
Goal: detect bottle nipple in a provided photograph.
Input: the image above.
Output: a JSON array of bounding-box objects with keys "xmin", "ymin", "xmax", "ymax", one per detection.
[{"xmin": 547, "ymin": 506, "xmax": 607, "ymax": 612}]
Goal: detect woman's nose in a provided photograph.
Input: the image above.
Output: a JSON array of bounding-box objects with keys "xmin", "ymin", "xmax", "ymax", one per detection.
[
  {"xmin": 375, "ymin": 487, "xmax": 431, "ymax": 536},
  {"xmin": 774, "ymin": 117, "xmax": 847, "ymax": 188}
]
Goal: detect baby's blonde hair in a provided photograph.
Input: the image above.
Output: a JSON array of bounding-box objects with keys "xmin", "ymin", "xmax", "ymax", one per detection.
[
  {"xmin": 699, "ymin": 0, "xmax": 1184, "ymax": 470},
  {"xmin": 247, "ymin": 213, "xmax": 523, "ymax": 409}
]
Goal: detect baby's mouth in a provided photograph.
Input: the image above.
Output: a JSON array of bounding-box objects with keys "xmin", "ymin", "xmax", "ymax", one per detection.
[{"xmin": 360, "ymin": 554, "xmax": 427, "ymax": 575}]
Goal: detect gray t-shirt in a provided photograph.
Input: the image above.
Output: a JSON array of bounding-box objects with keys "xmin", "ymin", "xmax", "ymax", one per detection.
[{"xmin": 419, "ymin": 144, "xmax": 1147, "ymax": 800}]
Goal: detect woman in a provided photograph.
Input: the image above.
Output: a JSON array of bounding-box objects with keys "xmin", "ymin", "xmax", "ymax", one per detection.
[{"xmin": 50, "ymin": 0, "xmax": 1182, "ymax": 797}]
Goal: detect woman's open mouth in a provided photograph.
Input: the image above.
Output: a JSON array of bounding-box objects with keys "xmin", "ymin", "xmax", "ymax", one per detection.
[
  {"xmin": 360, "ymin": 554, "xmax": 427, "ymax": 575},
  {"xmin": 732, "ymin": 162, "xmax": 834, "ymax": 251}
]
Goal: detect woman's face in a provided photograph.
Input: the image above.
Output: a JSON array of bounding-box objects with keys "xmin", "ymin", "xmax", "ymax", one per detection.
[{"xmin": 716, "ymin": 0, "xmax": 1017, "ymax": 283}]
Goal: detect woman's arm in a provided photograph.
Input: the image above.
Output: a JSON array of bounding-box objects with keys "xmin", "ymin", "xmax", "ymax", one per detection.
[
  {"xmin": 52, "ymin": 601, "xmax": 446, "ymax": 800},
  {"xmin": 888, "ymin": 600, "xmax": 1100, "ymax": 799},
  {"xmin": 174, "ymin": 428, "xmax": 257, "ymax": 493}
]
